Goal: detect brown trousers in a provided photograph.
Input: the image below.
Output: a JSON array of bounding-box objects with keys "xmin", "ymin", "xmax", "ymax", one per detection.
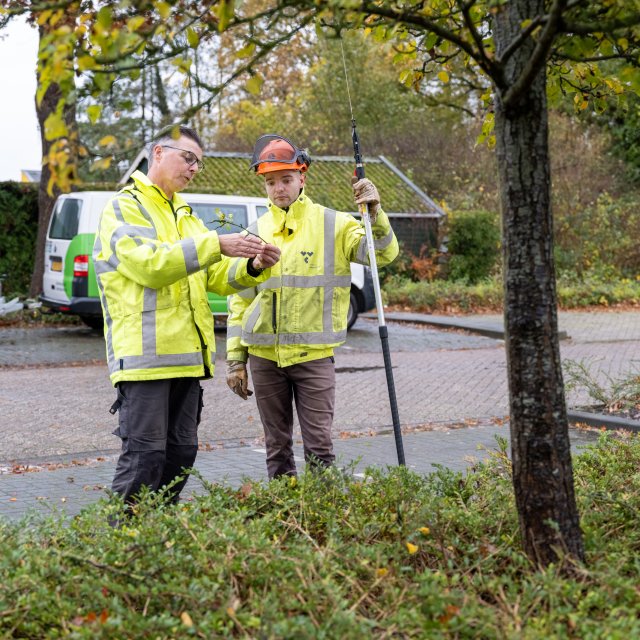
[{"xmin": 249, "ymin": 355, "xmax": 336, "ymax": 478}]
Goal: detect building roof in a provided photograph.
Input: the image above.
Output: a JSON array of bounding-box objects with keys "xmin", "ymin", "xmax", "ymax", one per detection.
[{"xmin": 120, "ymin": 151, "xmax": 445, "ymax": 217}]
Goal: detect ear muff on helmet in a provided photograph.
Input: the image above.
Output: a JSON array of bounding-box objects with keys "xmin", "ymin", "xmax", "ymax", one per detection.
[{"xmin": 250, "ymin": 134, "xmax": 311, "ymax": 174}]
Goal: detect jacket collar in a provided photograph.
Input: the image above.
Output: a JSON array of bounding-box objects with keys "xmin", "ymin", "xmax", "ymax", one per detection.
[
  {"xmin": 268, "ymin": 189, "xmax": 309, "ymax": 234},
  {"xmin": 129, "ymin": 170, "xmax": 191, "ymax": 215}
]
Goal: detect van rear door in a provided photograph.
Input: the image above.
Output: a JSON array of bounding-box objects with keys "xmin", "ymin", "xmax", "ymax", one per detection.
[{"xmin": 42, "ymin": 196, "xmax": 83, "ymax": 310}]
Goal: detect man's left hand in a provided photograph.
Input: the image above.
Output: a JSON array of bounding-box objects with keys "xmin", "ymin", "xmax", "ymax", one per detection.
[
  {"xmin": 252, "ymin": 243, "xmax": 281, "ymax": 270},
  {"xmin": 352, "ymin": 178, "xmax": 380, "ymax": 219}
]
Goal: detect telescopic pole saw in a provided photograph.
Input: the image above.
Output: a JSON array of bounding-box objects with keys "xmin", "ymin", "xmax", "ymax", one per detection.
[{"xmin": 341, "ymin": 43, "xmax": 406, "ymax": 466}]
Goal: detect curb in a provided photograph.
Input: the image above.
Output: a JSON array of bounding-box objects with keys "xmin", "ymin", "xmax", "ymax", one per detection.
[
  {"xmin": 363, "ymin": 312, "xmax": 569, "ymax": 341},
  {"xmin": 567, "ymin": 409, "xmax": 640, "ymax": 432}
]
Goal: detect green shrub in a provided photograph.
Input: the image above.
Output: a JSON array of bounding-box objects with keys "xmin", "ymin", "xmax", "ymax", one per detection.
[
  {"xmin": 0, "ymin": 181, "xmax": 39, "ymax": 298},
  {"xmin": 2, "ymin": 435, "xmax": 640, "ymax": 637},
  {"xmin": 555, "ymin": 193, "xmax": 640, "ymax": 279},
  {"xmin": 446, "ymin": 209, "xmax": 501, "ymax": 284},
  {"xmin": 556, "ymin": 274, "xmax": 640, "ymax": 308},
  {"xmin": 382, "ymin": 273, "xmax": 640, "ymax": 313},
  {"xmin": 383, "ymin": 275, "xmax": 503, "ymax": 312}
]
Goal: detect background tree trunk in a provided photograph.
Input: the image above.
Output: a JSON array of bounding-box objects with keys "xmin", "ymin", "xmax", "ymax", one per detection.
[
  {"xmin": 30, "ymin": 24, "xmax": 79, "ymax": 298},
  {"xmin": 494, "ymin": 0, "xmax": 585, "ymax": 566}
]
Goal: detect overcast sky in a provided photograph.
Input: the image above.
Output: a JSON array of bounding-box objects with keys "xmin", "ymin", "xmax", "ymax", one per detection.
[{"xmin": 0, "ymin": 18, "xmax": 40, "ymax": 181}]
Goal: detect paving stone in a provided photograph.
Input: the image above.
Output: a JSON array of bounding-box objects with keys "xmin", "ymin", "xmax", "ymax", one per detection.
[{"xmin": 0, "ymin": 310, "xmax": 637, "ymax": 522}]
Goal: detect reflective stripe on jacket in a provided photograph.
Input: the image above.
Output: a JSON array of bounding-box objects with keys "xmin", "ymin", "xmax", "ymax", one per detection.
[
  {"xmin": 226, "ymin": 191, "xmax": 398, "ymax": 368},
  {"xmin": 93, "ymin": 170, "xmax": 269, "ymax": 385}
]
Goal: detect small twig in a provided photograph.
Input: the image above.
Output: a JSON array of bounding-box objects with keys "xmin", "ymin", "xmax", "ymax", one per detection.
[
  {"xmin": 59, "ymin": 551, "xmax": 145, "ymax": 581},
  {"xmin": 178, "ymin": 515, "xmax": 208, "ymax": 554},
  {"xmin": 206, "ymin": 214, "xmax": 267, "ymax": 244}
]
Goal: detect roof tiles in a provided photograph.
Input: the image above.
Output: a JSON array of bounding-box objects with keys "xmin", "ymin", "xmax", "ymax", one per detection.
[{"xmin": 183, "ymin": 153, "xmax": 441, "ymax": 216}]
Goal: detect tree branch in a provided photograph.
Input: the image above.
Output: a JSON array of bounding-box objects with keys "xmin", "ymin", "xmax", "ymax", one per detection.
[
  {"xmin": 457, "ymin": 0, "xmax": 497, "ymax": 77},
  {"xmin": 496, "ymin": 14, "xmax": 545, "ymax": 66},
  {"xmin": 502, "ymin": 0, "xmax": 568, "ymax": 109},
  {"xmin": 357, "ymin": 0, "xmax": 502, "ymax": 85},
  {"xmin": 559, "ymin": 13, "xmax": 640, "ymax": 36},
  {"xmin": 180, "ymin": 15, "xmax": 316, "ymax": 119}
]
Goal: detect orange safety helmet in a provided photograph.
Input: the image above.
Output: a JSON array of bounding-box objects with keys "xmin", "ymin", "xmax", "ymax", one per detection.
[{"xmin": 250, "ymin": 134, "xmax": 311, "ymax": 175}]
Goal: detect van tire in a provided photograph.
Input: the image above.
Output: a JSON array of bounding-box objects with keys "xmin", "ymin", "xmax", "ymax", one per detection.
[
  {"xmin": 80, "ymin": 315, "xmax": 104, "ymax": 332},
  {"xmin": 347, "ymin": 291, "xmax": 359, "ymax": 330}
]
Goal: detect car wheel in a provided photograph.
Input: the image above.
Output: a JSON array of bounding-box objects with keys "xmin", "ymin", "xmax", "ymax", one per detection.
[{"xmin": 347, "ymin": 291, "xmax": 359, "ymax": 330}]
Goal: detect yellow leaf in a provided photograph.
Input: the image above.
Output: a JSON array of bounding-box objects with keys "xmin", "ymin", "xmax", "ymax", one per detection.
[
  {"xmin": 438, "ymin": 70, "xmax": 449, "ymax": 83},
  {"xmin": 376, "ymin": 568, "xmax": 389, "ymax": 577},
  {"xmin": 37, "ymin": 10, "xmax": 53, "ymax": 26},
  {"xmin": 236, "ymin": 43, "xmax": 256, "ymax": 59},
  {"xmin": 77, "ymin": 55, "xmax": 97, "ymax": 71},
  {"xmin": 96, "ymin": 6, "xmax": 112, "ymax": 30},
  {"xmin": 157, "ymin": 1, "xmax": 171, "ymax": 19},
  {"xmin": 406, "ymin": 542, "xmax": 418, "ymax": 554},
  {"xmin": 419, "ymin": 527, "xmax": 430, "ymax": 535},
  {"xmin": 127, "ymin": 16, "xmax": 146, "ymax": 32},
  {"xmin": 86, "ymin": 105, "xmax": 102, "ymax": 124},
  {"xmin": 90, "ymin": 157, "xmax": 112, "ymax": 171},
  {"xmin": 98, "ymin": 135, "xmax": 117, "ymax": 148},
  {"xmin": 44, "ymin": 112, "xmax": 67, "ymax": 140},
  {"xmin": 399, "ymin": 69, "xmax": 412, "ymax": 87},
  {"xmin": 187, "ymin": 27, "xmax": 199, "ymax": 48},
  {"xmin": 181, "ymin": 611, "xmax": 193, "ymax": 627},
  {"xmin": 245, "ymin": 74, "xmax": 263, "ymax": 95}
]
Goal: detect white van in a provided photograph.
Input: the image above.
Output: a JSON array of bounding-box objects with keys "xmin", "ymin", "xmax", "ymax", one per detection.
[{"xmin": 41, "ymin": 191, "xmax": 375, "ymax": 330}]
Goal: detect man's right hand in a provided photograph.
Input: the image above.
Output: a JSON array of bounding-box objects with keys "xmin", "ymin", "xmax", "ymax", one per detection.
[
  {"xmin": 226, "ymin": 360, "xmax": 253, "ymax": 400},
  {"xmin": 219, "ymin": 233, "xmax": 265, "ymax": 258}
]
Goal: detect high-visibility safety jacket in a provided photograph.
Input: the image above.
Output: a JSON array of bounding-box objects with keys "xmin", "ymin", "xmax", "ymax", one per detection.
[
  {"xmin": 226, "ymin": 190, "xmax": 399, "ymax": 368},
  {"xmin": 93, "ymin": 170, "xmax": 270, "ymax": 386}
]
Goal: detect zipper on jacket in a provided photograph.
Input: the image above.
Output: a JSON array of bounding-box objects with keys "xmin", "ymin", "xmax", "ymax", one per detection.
[
  {"xmin": 153, "ymin": 186, "xmax": 181, "ymax": 233},
  {"xmin": 272, "ymin": 291, "xmax": 277, "ymax": 333}
]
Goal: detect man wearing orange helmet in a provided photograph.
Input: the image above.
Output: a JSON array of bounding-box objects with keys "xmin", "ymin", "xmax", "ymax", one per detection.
[{"xmin": 226, "ymin": 134, "xmax": 399, "ymax": 479}]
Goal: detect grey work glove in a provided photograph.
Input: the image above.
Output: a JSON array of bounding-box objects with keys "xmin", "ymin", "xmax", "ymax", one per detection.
[
  {"xmin": 352, "ymin": 178, "xmax": 380, "ymax": 220},
  {"xmin": 226, "ymin": 360, "xmax": 253, "ymax": 400}
]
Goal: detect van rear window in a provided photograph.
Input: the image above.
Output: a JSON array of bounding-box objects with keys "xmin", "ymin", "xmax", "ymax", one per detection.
[
  {"xmin": 189, "ymin": 203, "xmax": 249, "ymax": 235},
  {"xmin": 49, "ymin": 198, "xmax": 81, "ymax": 239}
]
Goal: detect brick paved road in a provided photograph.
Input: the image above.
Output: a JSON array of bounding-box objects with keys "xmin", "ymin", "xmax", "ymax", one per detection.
[{"xmin": 0, "ymin": 310, "xmax": 637, "ymax": 520}]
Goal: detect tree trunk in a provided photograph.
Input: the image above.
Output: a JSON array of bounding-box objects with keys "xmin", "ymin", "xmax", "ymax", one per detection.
[
  {"xmin": 494, "ymin": 0, "xmax": 585, "ymax": 566},
  {"xmin": 30, "ymin": 23, "xmax": 79, "ymax": 298},
  {"xmin": 31, "ymin": 80, "xmax": 61, "ymax": 298}
]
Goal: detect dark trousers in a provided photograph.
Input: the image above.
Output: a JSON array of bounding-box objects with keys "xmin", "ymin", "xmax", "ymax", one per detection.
[
  {"xmin": 249, "ymin": 355, "xmax": 336, "ymax": 479},
  {"xmin": 111, "ymin": 378, "xmax": 203, "ymax": 503}
]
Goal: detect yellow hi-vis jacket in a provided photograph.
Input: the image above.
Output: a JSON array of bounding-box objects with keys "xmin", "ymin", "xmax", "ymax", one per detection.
[
  {"xmin": 226, "ymin": 190, "xmax": 399, "ymax": 368},
  {"xmin": 93, "ymin": 170, "xmax": 270, "ymax": 386}
]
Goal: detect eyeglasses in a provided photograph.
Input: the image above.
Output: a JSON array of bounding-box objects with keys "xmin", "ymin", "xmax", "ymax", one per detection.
[{"xmin": 161, "ymin": 145, "xmax": 205, "ymax": 172}]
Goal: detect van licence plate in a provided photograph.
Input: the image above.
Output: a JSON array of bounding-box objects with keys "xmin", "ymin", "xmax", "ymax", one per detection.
[{"xmin": 50, "ymin": 257, "xmax": 62, "ymax": 272}]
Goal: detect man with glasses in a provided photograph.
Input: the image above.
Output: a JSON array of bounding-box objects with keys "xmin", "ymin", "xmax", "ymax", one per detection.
[
  {"xmin": 226, "ymin": 134, "xmax": 398, "ymax": 479},
  {"xmin": 93, "ymin": 124, "xmax": 281, "ymax": 508}
]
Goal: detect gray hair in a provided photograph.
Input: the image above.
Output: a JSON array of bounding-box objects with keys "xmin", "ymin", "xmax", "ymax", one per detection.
[{"xmin": 148, "ymin": 124, "xmax": 203, "ymax": 167}]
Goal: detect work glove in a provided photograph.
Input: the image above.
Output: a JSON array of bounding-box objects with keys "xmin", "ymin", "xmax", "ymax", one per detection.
[
  {"xmin": 226, "ymin": 360, "xmax": 253, "ymax": 400},
  {"xmin": 352, "ymin": 177, "xmax": 380, "ymax": 220}
]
